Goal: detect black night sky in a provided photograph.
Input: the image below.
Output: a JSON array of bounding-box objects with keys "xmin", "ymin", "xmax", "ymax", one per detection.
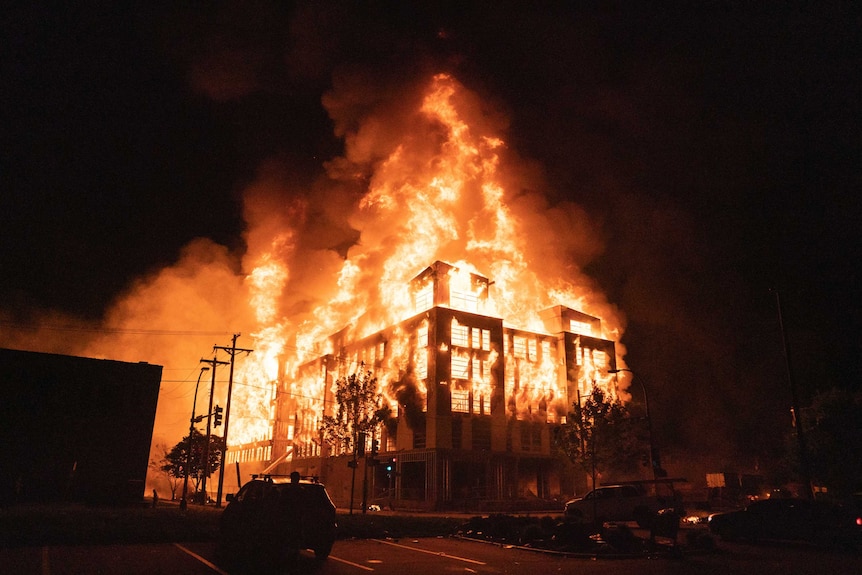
[{"xmin": 2, "ymin": 3, "xmax": 860, "ymax": 476}]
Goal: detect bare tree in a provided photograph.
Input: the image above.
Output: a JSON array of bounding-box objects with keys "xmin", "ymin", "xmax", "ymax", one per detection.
[{"xmin": 149, "ymin": 442, "xmax": 182, "ymax": 500}]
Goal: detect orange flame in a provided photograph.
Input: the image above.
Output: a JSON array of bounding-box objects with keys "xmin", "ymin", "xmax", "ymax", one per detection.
[
  {"xmin": 0, "ymin": 73, "xmax": 627, "ymax": 458},
  {"xmin": 232, "ymin": 73, "xmax": 625, "ymax": 446}
]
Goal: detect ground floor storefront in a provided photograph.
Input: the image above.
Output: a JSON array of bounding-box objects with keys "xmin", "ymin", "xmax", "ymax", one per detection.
[{"xmin": 282, "ymin": 448, "xmax": 575, "ymax": 512}]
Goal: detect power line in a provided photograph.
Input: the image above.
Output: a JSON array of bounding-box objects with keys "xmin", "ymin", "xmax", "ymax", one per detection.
[
  {"xmin": 1, "ymin": 320, "xmax": 383, "ymax": 367},
  {"xmin": 0, "ymin": 320, "xmax": 233, "ymax": 336}
]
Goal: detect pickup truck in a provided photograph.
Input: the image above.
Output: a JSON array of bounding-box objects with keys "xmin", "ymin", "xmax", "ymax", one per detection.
[{"xmin": 564, "ymin": 483, "xmax": 684, "ymax": 527}]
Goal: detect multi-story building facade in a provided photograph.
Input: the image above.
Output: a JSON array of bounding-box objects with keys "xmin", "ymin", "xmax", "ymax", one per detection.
[{"xmin": 228, "ymin": 261, "xmax": 618, "ymax": 510}]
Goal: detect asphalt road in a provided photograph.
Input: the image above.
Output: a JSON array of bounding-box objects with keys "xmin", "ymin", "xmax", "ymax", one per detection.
[{"xmin": 2, "ymin": 535, "xmax": 860, "ymax": 574}]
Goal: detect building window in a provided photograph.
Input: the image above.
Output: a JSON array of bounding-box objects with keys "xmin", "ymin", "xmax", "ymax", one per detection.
[
  {"xmin": 417, "ymin": 323, "xmax": 428, "ymax": 347},
  {"xmin": 570, "ymin": 319, "xmax": 593, "ymax": 335},
  {"xmin": 451, "ymin": 321, "xmax": 468, "ymax": 347},
  {"xmin": 520, "ymin": 425, "xmax": 532, "ymax": 451},
  {"xmin": 513, "ymin": 335, "xmax": 526, "ymax": 359},
  {"xmin": 413, "ymin": 429, "xmax": 426, "ymax": 449},
  {"xmin": 451, "ymin": 355, "xmax": 469, "ymax": 380},
  {"xmin": 477, "ymin": 393, "xmax": 487, "ymax": 415},
  {"xmin": 469, "ymin": 327, "xmax": 490, "ymax": 350},
  {"xmin": 473, "ymin": 418, "xmax": 491, "ymax": 450},
  {"xmin": 416, "ymin": 347, "xmax": 428, "ymax": 379},
  {"xmin": 520, "ymin": 423, "xmax": 542, "ymax": 451},
  {"xmin": 451, "ymin": 289, "xmax": 478, "ymax": 312},
  {"xmin": 452, "ymin": 389, "xmax": 469, "ymax": 413},
  {"xmin": 452, "ymin": 417, "xmax": 463, "ymax": 449},
  {"xmin": 415, "ymin": 284, "xmax": 433, "ymax": 311},
  {"xmin": 527, "ymin": 338, "xmax": 537, "ymax": 361},
  {"xmin": 505, "ymin": 359, "xmax": 515, "ymax": 397}
]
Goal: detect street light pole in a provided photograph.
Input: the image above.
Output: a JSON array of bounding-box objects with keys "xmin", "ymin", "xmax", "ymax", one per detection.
[
  {"xmin": 181, "ymin": 366, "xmax": 209, "ymax": 510},
  {"xmin": 199, "ymin": 355, "xmax": 229, "ymax": 504},
  {"xmin": 774, "ymin": 290, "xmax": 814, "ymax": 499},
  {"xmin": 609, "ymin": 368, "xmax": 658, "ymax": 480}
]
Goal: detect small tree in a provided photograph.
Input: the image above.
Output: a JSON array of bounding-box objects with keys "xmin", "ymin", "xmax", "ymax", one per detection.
[
  {"xmin": 149, "ymin": 442, "xmax": 182, "ymax": 500},
  {"xmin": 320, "ymin": 365, "xmax": 391, "ymax": 514},
  {"xmin": 320, "ymin": 366, "xmax": 390, "ymax": 456},
  {"xmin": 792, "ymin": 387, "xmax": 862, "ymax": 498},
  {"xmin": 554, "ymin": 387, "xmax": 644, "ymax": 488},
  {"xmin": 162, "ymin": 429, "xmax": 225, "ymax": 500}
]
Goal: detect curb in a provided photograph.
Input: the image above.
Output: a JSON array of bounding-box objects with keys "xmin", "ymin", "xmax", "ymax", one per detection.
[{"xmin": 453, "ymin": 533, "xmax": 713, "ymax": 560}]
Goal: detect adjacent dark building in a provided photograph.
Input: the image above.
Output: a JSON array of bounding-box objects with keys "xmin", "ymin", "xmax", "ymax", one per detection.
[{"xmin": 0, "ymin": 348, "xmax": 162, "ymax": 505}]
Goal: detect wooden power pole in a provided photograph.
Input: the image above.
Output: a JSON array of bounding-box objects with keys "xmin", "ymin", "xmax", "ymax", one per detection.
[{"xmin": 214, "ymin": 333, "xmax": 253, "ymax": 507}]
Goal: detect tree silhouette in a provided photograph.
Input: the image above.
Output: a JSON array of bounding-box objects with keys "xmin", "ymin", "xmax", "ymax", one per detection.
[
  {"xmin": 554, "ymin": 387, "xmax": 643, "ymax": 486},
  {"xmin": 149, "ymin": 442, "xmax": 182, "ymax": 500},
  {"xmin": 793, "ymin": 387, "xmax": 862, "ymax": 498},
  {"xmin": 162, "ymin": 429, "xmax": 225, "ymax": 500},
  {"xmin": 319, "ymin": 365, "xmax": 392, "ymax": 514},
  {"xmin": 320, "ymin": 365, "xmax": 390, "ymax": 456}
]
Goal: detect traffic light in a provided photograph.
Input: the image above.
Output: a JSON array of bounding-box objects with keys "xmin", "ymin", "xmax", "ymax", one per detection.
[
  {"xmin": 371, "ymin": 438, "xmax": 379, "ymax": 456},
  {"xmin": 357, "ymin": 432, "xmax": 366, "ymax": 457},
  {"xmin": 213, "ymin": 405, "xmax": 223, "ymax": 427}
]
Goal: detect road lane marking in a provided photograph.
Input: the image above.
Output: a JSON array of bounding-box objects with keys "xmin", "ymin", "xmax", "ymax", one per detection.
[
  {"xmin": 330, "ymin": 554, "xmax": 376, "ymax": 571},
  {"xmin": 174, "ymin": 543, "xmax": 231, "ymax": 575},
  {"xmin": 372, "ymin": 539, "xmax": 486, "ymax": 565}
]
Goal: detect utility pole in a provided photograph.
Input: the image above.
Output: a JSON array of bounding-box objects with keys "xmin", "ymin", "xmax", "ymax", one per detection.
[
  {"xmin": 775, "ymin": 290, "xmax": 814, "ymax": 500},
  {"xmin": 199, "ymin": 355, "xmax": 228, "ymax": 504},
  {"xmin": 214, "ymin": 334, "xmax": 253, "ymax": 507}
]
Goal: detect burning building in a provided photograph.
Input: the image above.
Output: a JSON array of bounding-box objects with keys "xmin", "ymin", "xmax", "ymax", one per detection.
[
  {"xmin": 195, "ymin": 74, "xmax": 627, "ymax": 510},
  {"xmin": 228, "ymin": 261, "xmax": 618, "ymax": 510}
]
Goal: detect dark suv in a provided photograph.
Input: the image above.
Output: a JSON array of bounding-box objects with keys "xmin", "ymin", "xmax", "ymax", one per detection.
[{"xmin": 219, "ymin": 474, "xmax": 337, "ymax": 568}]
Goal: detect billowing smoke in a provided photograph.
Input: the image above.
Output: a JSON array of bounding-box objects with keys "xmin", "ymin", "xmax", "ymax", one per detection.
[
  {"xmin": 0, "ymin": 3, "xmax": 631, "ymax": 473},
  {"xmin": 1, "ymin": 71, "xmax": 627, "ymax": 454}
]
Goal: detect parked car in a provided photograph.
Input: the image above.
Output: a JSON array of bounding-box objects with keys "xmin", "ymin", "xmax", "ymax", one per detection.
[
  {"xmin": 708, "ymin": 498, "xmax": 862, "ymax": 550},
  {"xmin": 564, "ymin": 483, "xmax": 684, "ymax": 527},
  {"xmin": 218, "ymin": 474, "xmax": 337, "ymax": 569}
]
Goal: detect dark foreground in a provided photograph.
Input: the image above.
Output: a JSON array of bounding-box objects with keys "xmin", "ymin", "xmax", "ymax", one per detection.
[
  {"xmin": 0, "ymin": 502, "xmax": 464, "ymax": 547},
  {"xmin": 0, "ymin": 501, "xmax": 692, "ymax": 557},
  {"xmin": 4, "ymin": 534, "xmax": 862, "ymax": 575}
]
